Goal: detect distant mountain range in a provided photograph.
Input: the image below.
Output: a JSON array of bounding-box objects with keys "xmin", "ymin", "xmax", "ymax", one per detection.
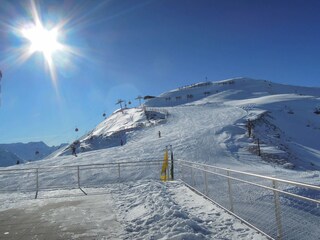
[
  {"xmin": 0, "ymin": 149, "xmax": 22, "ymax": 167},
  {"xmin": 0, "ymin": 141, "xmax": 67, "ymax": 167}
]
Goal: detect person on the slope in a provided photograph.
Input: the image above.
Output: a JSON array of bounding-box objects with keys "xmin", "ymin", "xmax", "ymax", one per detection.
[{"xmin": 71, "ymin": 144, "xmax": 77, "ymax": 157}]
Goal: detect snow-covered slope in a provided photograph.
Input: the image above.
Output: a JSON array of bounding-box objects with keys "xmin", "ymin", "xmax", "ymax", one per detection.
[
  {"xmin": 33, "ymin": 77, "xmax": 320, "ymax": 171},
  {"xmin": 1, "ymin": 77, "xmax": 320, "ymax": 240},
  {"xmin": 53, "ymin": 107, "xmax": 167, "ymax": 157},
  {"xmin": 145, "ymin": 77, "xmax": 319, "ymax": 107},
  {"xmin": 70, "ymin": 77, "xmax": 319, "ymax": 171},
  {"xmin": 143, "ymin": 77, "xmax": 320, "ymax": 170}
]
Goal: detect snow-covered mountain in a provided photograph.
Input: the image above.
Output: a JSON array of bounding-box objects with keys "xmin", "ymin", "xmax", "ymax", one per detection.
[
  {"xmin": 145, "ymin": 77, "xmax": 319, "ymax": 107},
  {"xmin": 51, "ymin": 77, "xmax": 320, "ymax": 171},
  {"xmin": 1, "ymin": 77, "xmax": 319, "ymax": 240},
  {"xmin": 0, "ymin": 141, "xmax": 66, "ymax": 165},
  {"xmin": 53, "ymin": 107, "xmax": 168, "ymax": 157}
]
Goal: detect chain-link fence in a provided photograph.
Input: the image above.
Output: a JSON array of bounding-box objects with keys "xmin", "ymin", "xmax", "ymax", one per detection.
[
  {"xmin": 0, "ymin": 160, "xmax": 163, "ymax": 198},
  {"xmin": 2, "ymin": 158, "xmax": 319, "ymax": 239},
  {"xmin": 177, "ymin": 159, "xmax": 320, "ymax": 240}
]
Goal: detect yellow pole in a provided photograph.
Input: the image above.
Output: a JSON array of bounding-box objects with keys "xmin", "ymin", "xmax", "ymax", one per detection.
[{"xmin": 160, "ymin": 148, "xmax": 169, "ymax": 181}]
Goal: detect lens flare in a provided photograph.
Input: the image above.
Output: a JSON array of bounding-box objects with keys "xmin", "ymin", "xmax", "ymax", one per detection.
[
  {"xmin": 0, "ymin": 0, "xmax": 83, "ymax": 93},
  {"xmin": 21, "ymin": 24, "xmax": 62, "ymax": 59}
]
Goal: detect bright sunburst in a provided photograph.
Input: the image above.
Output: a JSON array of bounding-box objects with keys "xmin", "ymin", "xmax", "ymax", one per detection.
[
  {"xmin": 22, "ymin": 24, "xmax": 62, "ymax": 63},
  {"xmin": 11, "ymin": 0, "xmax": 80, "ymax": 89}
]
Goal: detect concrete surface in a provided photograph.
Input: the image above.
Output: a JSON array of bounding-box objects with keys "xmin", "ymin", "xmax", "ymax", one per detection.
[{"xmin": 0, "ymin": 193, "xmax": 123, "ymax": 240}]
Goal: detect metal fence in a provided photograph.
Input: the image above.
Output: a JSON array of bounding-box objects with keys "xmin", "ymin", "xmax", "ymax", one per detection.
[
  {"xmin": 0, "ymin": 160, "xmax": 163, "ymax": 198},
  {"xmin": 176, "ymin": 159, "xmax": 320, "ymax": 240},
  {"xmin": 2, "ymin": 158, "xmax": 320, "ymax": 239}
]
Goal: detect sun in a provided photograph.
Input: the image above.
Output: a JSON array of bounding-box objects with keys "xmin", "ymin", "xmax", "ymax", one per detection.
[
  {"xmin": 8, "ymin": 0, "xmax": 81, "ymax": 90},
  {"xmin": 22, "ymin": 24, "xmax": 62, "ymax": 63}
]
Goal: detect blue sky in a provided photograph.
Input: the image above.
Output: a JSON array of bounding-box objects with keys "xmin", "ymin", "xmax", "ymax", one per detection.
[{"xmin": 0, "ymin": 0, "xmax": 320, "ymax": 146}]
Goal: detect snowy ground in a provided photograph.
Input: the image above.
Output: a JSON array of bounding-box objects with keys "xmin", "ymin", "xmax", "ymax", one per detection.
[
  {"xmin": 1, "ymin": 78, "xmax": 320, "ymax": 239},
  {"xmin": 0, "ymin": 180, "xmax": 266, "ymax": 240}
]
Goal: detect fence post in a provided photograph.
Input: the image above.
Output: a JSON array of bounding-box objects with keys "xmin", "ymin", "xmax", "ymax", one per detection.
[
  {"xmin": 191, "ymin": 167, "xmax": 195, "ymax": 186},
  {"xmin": 170, "ymin": 145, "xmax": 174, "ymax": 180},
  {"xmin": 181, "ymin": 164, "xmax": 185, "ymax": 181},
  {"xmin": 118, "ymin": 163, "xmax": 121, "ymax": 179},
  {"xmin": 257, "ymin": 138, "xmax": 261, "ymax": 156},
  {"xmin": 204, "ymin": 171, "xmax": 208, "ymax": 196},
  {"xmin": 35, "ymin": 168, "xmax": 39, "ymax": 199},
  {"xmin": 272, "ymin": 180, "xmax": 283, "ymax": 240},
  {"xmin": 227, "ymin": 170, "xmax": 234, "ymax": 212},
  {"xmin": 77, "ymin": 166, "xmax": 80, "ymax": 188}
]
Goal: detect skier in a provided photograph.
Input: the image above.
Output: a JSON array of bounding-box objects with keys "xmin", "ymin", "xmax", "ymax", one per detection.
[
  {"xmin": 158, "ymin": 131, "xmax": 161, "ymax": 138},
  {"xmin": 247, "ymin": 119, "xmax": 253, "ymax": 137},
  {"xmin": 120, "ymin": 139, "xmax": 123, "ymax": 146},
  {"xmin": 71, "ymin": 144, "xmax": 77, "ymax": 157}
]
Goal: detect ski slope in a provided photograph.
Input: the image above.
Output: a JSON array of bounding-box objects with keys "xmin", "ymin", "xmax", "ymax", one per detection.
[
  {"xmin": 1, "ymin": 77, "xmax": 320, "ymax": 239},
  {"xmin": 45, "ymin": 77, "xmax": 320, "ymax": 176}
]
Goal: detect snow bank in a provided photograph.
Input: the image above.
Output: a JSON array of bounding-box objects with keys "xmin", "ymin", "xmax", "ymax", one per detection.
[{"xmin": 112, "ymin": 180, "xmax": 266, "ymax": 239}]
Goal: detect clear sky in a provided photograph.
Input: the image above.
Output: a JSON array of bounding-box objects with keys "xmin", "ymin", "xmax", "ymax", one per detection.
[{"xmin": 0, "ymin": 0, "xmax": 320, "ymax": 146}]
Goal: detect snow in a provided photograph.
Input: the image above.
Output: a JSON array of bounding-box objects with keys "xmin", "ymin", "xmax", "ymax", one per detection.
[
  {"xmin": 0, "ymin": 180, "xmax": 266, "ymax": 239},
  {"xmin": 115, "ymin": 180, "xmax": 266, "ymax": 239},
  {"xmin": 1, "ymin": 77, "xmax": 320, "ymax": 239}
]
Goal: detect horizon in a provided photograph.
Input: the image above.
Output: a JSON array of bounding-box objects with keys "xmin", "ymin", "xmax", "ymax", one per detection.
[
  {"xmin": 1, "ymin": 0, "xmax": 320, "ymax": 146},
  {"xmin": 0, "ymin": 76, "xmax": 317, "ymax": 147}
]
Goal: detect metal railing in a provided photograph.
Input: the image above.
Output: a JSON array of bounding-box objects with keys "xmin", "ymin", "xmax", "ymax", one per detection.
[
  {"xmin": 176, "ymin": 159, "xmax": 320, "ymax": 240},
  {"xmin": 0, "ymin": 160, "xmax": 163, "ymax": 198},
  {"xmin": 2, "ymin": 157, "xmax": 319, "ymax": 239}
]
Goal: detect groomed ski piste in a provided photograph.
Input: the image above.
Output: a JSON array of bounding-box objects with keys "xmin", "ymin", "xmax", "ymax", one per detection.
[{"xmin": 1, "ymin": 77, "xmax": 320, "ymax": 239}]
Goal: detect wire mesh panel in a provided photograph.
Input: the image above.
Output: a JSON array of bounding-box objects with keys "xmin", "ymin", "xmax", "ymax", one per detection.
[
  {"xmin": 205, "ymin": 172, "xmax": 230, "ymax": 208},
  {"xmin": 38, "ymin": 167, "xmax": 78, "ymax": 190},
  {"xmin": 179, "ymin": 164, "xmax": 196, "ymax": 187},
  {"xmin": 176, "ymin": 160, "xmax": 320, "ymax": 240},
  {"xmin": 80, "ymin": 165, "xmax": 120, "ymax": 187},
  {"xmin": 278, "ymin": 188, "xmax": 320, "ymax": 240},
  {"xmin": 0, "ymin": 170, "xmax": 36, "ymax": 192},
  {"xmin": 0, "ymin": 160, "xmax": 164, "ymax": 194},
  {"xmin": 231, "ymin": 180, "xmax": 278, "ymax": 238}
]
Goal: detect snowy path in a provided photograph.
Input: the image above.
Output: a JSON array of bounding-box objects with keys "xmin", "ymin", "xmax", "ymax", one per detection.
[
  {"xmin": 0, "ymin": 180, "xmax": 266, "ymax": 240},
  {"xmin": 110, "ymin": 180, "xmax": 266, "ymax": 239}
]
